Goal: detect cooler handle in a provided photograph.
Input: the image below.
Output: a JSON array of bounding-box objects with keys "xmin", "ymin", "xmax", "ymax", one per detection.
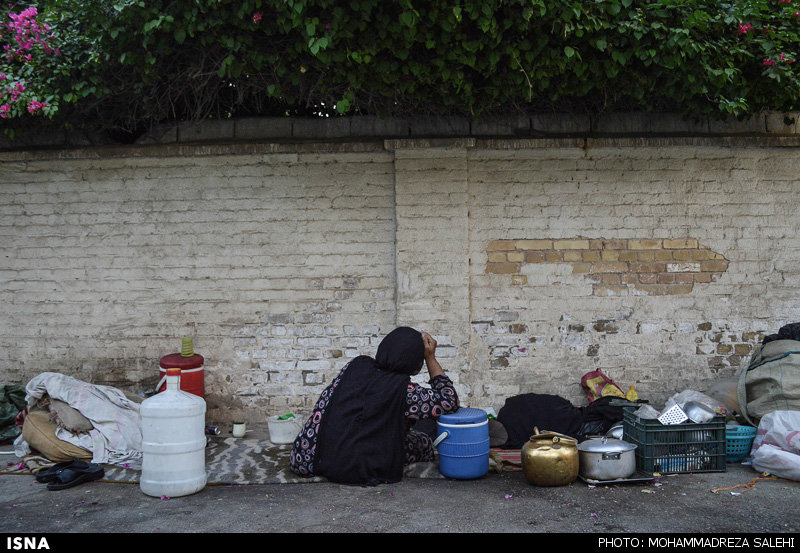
[{"xmin": 433, "ymin": 431, "xmax": 449, "ymax": 447}]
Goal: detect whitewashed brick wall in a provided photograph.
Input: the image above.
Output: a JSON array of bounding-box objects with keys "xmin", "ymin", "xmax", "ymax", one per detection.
[
  {"xmin": 2, "ymin": 133, "xmax": 800, "ymax": 421},
  {"xmin": 391, "ymin": 141, "xmax": 472, "ymax": 396},
  {"xmin": 0, "ymin": 145, "xmax": 397, "ymax": 421},
  {"xmin": 467, "ymin": 140, "xmax": 800, "ymax": 407}
]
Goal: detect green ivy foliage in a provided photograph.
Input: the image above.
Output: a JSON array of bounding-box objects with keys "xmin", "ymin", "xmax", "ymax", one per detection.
[{"xmin": 2, "ymin": 0, "xmax": 799, "ymax": 137}]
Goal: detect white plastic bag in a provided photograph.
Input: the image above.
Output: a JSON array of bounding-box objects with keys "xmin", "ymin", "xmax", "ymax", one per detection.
[
  {"xmin": 750, "ymin": 410, "xmax": 800, "ymax": 481},
  {"xmin": 633, "ymin": 404, "xmax": 661, "ymax": 420},
  {"xmin": 664, "ymin": 389, "xmax": 729, "ymax": 416}
]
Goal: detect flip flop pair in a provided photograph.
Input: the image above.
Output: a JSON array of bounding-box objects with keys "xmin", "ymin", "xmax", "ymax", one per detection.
[{"xmin": 35, "ymin": 459, "xmax": 104, "ymax": 490}]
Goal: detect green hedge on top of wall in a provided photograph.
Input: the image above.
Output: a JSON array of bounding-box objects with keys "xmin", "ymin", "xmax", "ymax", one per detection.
[{"xmin": 1, "ymin": 0, "xmax": 798, "ymax": 140}]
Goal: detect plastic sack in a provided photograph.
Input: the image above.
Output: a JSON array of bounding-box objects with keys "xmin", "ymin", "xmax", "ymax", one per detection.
[
  {"xmin": 664, "ymin": 389, "xmax": 729, "ymax": 416},
  {"xmin": 633, "ymin": 404, "xmax": 661, "ymax": 420},
  {"xmin": 580, "ymin": 369, "xmax": 625, "ymax": 403},
  {"xmin": 750, "ymin": 410, "xmax": 800, "ymax": 481},
  {"xmin": 704, "ymin": 377, "xmax": 740, "ymax": 416},
  {"xmin": 737, "ymin": 339, "xmax": 800, "ymax": 426}
]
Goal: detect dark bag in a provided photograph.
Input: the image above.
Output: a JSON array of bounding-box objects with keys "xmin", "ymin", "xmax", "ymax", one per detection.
[
  {"xmin": 576, "ymin": 396, "xmax": 624, "ymax": 441},
  {"xmin": 495, "ymin": 393, "xmax": 624, "ymax": 449},
  {"xmin": 496, "ymin": 394, "xmax": 583, "ymax": 449}
]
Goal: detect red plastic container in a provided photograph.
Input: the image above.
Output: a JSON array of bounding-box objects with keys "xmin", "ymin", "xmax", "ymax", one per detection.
[{"xmin": 158, "ymin": 350, "xmax": 205, "ymax": 398}]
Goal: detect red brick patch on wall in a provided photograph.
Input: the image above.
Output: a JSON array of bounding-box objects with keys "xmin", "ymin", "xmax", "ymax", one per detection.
[{"xmin": 486, "ymin": 238, "xmax": 728, "ymax": 296}]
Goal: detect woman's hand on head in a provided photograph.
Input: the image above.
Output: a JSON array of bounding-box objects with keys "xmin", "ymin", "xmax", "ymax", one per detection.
[
  {"xmin": 422, "ymin": 332, "xmax": 437, "ymax": 360},
  {"xmin": 421, "ymin": 332, "xmax": 444, "ymax": 378}
]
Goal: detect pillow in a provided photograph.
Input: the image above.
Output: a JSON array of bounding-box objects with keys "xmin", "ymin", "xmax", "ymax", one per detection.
[
  {"xmin": 22, "ymin": 410, "xmax": 92, "ymax": 462},
  {"xmin": 48, "ymin": 399, "xmax": 93, "ymax": 433}
]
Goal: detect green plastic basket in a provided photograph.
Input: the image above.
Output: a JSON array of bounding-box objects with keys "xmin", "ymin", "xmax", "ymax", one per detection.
[
  {"xmin": 622, "ymin": 407, "xmax": 726, "ymax": 474},
  {"xmin": 725, "ymin": 425, "xmax": 757, "ymax": 462}
]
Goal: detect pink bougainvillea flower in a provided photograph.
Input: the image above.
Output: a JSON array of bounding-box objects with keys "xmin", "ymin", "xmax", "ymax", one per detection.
[
  {"xmin": 252, "ymin": 12, "xmax": 262, "ymax": 23},
  {"xmin": 763, "ymin": 58, "xmax": 776, "ymax": 66},
  {"xmin": 27, "ymin": 100, "xmax": 47, "ymax": 114},
  {"xmin": 737, "ymin": 23, "xmax": 753, "ymax": 34}
]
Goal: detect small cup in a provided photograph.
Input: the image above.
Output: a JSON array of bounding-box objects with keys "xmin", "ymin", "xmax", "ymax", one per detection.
[{"xmin": 232, "ymin": 422, "xmax": 246, "ymax": 438}]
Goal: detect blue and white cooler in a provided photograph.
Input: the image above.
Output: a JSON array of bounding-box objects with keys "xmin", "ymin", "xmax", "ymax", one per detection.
[{"xmin": 433, "ymin": 407, "xmax": 490, "ymax": 479}]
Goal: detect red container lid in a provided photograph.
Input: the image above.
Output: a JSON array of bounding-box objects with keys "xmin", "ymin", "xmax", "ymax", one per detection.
[{"xmin": 159, "ymin": 352, "xmax": 204, "ymax": 370}]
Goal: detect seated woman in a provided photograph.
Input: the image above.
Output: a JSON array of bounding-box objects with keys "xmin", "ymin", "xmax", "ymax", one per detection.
[{"xmin": 289, "ymin": 326, "xmax": 459, "ymax": 485}]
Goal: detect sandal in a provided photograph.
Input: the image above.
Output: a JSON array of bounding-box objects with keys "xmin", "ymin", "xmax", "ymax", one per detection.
[
  {"xmin": 46, "ymin": 462, "xmax": 104, "ymax": 491},
  {"xmin": 35, "ymin": 459, "xmax": 92, "ymax": 483}
]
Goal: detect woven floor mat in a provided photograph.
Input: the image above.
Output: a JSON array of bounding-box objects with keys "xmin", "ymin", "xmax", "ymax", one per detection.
[{"xmin": 3, "ymin": 438, "xmax": 446, "ymax": 485}]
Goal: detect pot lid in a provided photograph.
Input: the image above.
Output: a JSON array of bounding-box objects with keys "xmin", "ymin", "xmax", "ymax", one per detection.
[
  {"xmin": 159, "ymin": 352, "xmax": 204, "ymax": 369},
  {"xmin": 438, "ymin": 407, "xmax": 487, "ymax": 425},
  {"xmin": 577, "ymin": 437, "xmax": 637, "ymax": 453}
]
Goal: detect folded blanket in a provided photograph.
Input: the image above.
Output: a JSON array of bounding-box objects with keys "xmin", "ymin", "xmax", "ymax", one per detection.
[{"xmin": 491, "ymin": 448, "xmax": 522, "ymax": 471}]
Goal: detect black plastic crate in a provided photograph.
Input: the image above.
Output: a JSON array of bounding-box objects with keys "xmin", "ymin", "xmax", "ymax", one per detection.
[{"xmin": 622, "ymin": 407, "xmax": 726, "ymax": 474}]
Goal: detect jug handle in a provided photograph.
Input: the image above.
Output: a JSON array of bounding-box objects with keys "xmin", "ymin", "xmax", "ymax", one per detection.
[
  {"xmin": 154, "ymin": 375, "xmax": 166, "ymax": 394},
  {"xmin": 433, "ymin": 431, "xmax": 449, "ymax": 447}
]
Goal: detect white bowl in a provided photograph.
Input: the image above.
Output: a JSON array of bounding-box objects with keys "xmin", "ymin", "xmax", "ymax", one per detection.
[{"xmin": 683, "ymin": 401, "xmax": 715, "ymax": 423}]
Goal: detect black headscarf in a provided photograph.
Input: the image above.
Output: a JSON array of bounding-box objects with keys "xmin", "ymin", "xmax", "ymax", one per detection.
[
  {"xmin": 313, "ymin": 327, "xmax": 425, "ymax": 486},
  {"xmin": 375, "ymin": 326, "xmax": 425, "ymax": 375}
]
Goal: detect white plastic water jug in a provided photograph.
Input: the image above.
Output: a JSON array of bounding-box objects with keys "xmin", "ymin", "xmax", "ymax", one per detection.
[{"xmin": 139, "ymin": 368, "xmax": 207, "ymax": 497}]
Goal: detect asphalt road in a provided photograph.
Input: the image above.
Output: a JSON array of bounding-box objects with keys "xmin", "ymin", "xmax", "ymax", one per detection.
[{"xmin": 1, "ymin": 461, "xmax": 798, "ymax": 538}]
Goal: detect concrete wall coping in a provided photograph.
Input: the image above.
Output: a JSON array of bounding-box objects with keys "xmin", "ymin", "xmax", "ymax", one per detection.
[{"xmin": 2, "ymin": 112, "xmax": 800, "ymax": 160}]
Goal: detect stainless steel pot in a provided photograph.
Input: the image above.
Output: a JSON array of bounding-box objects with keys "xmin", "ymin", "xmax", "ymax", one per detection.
[{"xmin": 577, "ymin": 436, "xmax": 637, "ymax": 480}]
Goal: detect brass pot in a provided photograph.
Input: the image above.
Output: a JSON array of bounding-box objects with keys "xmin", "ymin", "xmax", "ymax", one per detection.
[{"xmin": 521, "ymin": 428, "xmax": 579, "ymax": 486}]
